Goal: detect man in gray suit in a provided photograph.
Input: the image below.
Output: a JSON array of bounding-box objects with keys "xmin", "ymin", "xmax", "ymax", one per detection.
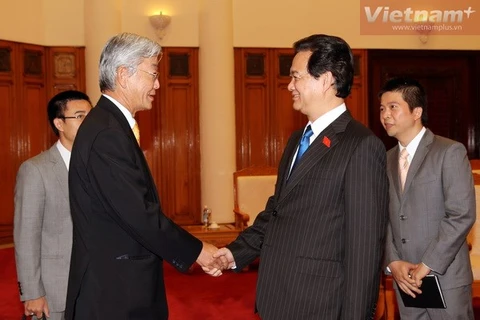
[
  {"xmin": 380, "ymin": 77, "xmax": 476, "ymax": 319},
  {"xmin": 214, "ymin": 34, "xmax": 389, "ymax": 319},
  {"xmin": 14, "ymin": 90, "xmax": 92, "ymax": 320}
]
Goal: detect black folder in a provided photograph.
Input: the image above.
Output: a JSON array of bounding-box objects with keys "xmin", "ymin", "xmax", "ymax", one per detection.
[
  {"xmin": 21, "ymin": 314, "xmax": 47, "ymax": 320},
  {"xmin": 399, "ymin": 274, "xmax": 446, "ymax": 309}
]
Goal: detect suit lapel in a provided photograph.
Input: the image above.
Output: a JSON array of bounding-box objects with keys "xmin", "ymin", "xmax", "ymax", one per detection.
[
  {"xmin": 277, "ymin": 130, "xmax": 302, "ymax": 190},
  {"xmin": 278, "ymin": 111, "xmax": 351, "ymax": 204},
  {"xmin": 99, "ymin": 96, "xmax": 146, "ymax": 162},
  {"xmin": 276, "ymin": 132, "xmax": 303, "ymax": 201},
  {"xmin": 99, "ymin": 97, "xmax": 160, "ymax": 204},
  {"xmin": 389, "ymin": 147, "xmax": 402, "ymax": 200},
  {"xmin": 403, "ymin": 129, "xmax": 434, "ymax": 194},
  {"xmin": 48, "ymin": 144, "xmax": 69, "ymax": 201},
  {"xmin": 99, "ymin": 96, "xmax": 139, "ymax": 146}
]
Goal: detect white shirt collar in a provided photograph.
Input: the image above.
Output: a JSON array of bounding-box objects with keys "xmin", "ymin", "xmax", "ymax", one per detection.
[
  {"xmin": 289, "ymin": 104, "xmax": 346, "ymax": 175},
  {"xmin": 56, "ymin": 140, "xmax": 71, "ymax": 170},
  {"xmin": 307, "ymin": 103, "xmax": 347, "ymax": 141},
  {"xmin": 398, "ymin": 126, "xmax": 427, "ymax": 162},
  {"xmin": 103, "ymin": 94, "xmax": 136, "ymax": 128}
]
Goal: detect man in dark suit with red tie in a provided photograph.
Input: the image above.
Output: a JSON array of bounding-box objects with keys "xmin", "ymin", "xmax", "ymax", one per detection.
[{"xmin": 215, "ymin": 34, "xmax": 389, "ymax": 319}]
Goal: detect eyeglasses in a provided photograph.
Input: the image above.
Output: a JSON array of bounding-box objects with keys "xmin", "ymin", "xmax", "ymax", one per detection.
[
  {"xmin": 60, "ymin": 114, "xmax": 86, "ymax": 121},
  {"xmin": 138, "ymin": 69, "xmax": 159, "ymax": 81}
]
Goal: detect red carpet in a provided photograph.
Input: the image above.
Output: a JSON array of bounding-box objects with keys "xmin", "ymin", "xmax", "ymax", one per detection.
[
  {"xmin": 0, "ymin": 247, "xmax": 23, "ymax": 319},
  {"xmin": 0, "ymin": 247, "xmax": 260, "ymax": 320}
]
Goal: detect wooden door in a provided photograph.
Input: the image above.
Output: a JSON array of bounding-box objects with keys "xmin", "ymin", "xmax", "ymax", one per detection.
[
  {"xmin": 46, "ymin": 46, "xmax": 86, "ymax": 99},
  {"xmin": 0, "ymin": 41, "xmax": 47, "ymax": 243},
  {"xmin": 234, "ymin": 48, "xmax": 273, "ymax": 169},
  {"xmin": 137, "ymin": 47, "xmax": 201, "ymax": 225},
  {"xmin": 0, "ymin": 40, "xmax": 19, "ymax": 242},
  {"xmin": 0, "ymin": 40, "xmax": 86, "ymax": 244},
  {"xmin": 234, "ymin": 48, "xmax": 305, "ymax": 170},
  {"xmin": 346, "ymin": 49, "xmax": 368, "ymax": 126},
  {"xmin": 270, "ymin": 48, "xmax": 306, "ymax": 165},
  {"xmin": 234, "ymin": 48, "xmax": 368, "ymax": 170},
  {"xmin": 18, "ymin": 43, "xmax": 49, "ymax": 158}
]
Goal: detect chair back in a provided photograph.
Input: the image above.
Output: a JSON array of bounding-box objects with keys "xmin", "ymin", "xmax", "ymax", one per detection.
[
  {"xmin": 233, "ymin": 166, "xmax": 277, "ymax": 229},
  {"xmin": 471, "ymin": 159, "xmax": 480, "ymax": 174},
  {"xmin": 468, "ymin": 173, "xmax": 480, "ymax": 256}
]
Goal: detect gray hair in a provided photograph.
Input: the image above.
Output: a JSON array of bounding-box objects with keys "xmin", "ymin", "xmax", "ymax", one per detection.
[{"xmin": 99, "ymin": 32, "xmax": 162, "ymax": 91}]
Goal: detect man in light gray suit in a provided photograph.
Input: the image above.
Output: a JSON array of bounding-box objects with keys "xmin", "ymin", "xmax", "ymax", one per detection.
[
  {"xmin": 380, "ymin": 77, "xmax": 476, "ymax": 319},
  {"xmin": 14, "ymin": 90, "xmax": 92, "ymax": 320}
]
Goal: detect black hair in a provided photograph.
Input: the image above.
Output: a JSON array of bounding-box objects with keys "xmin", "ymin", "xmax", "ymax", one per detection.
[
  {"xmin": 47, "ymin": 90, "xmax": 92, "ymax": 136},
  {"xmin": 378, "ymin": 77, "xmax": 428, "ymax": 125},
  {"xmin": 293, "ymin": 34, "xmax": 354, "ymax": 98}
]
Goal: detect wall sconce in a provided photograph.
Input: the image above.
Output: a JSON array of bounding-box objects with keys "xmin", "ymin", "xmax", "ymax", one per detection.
[
  {"xmin": 415, "ymin": 21, "xmax": 434, "ymax": 44},
  {"xmin": 149, "ymin": 12, "xmax": 171, "ymax": 40}
]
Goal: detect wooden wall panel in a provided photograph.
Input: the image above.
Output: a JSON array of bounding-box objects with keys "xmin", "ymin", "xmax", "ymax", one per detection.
[
  {"xmin": 475, "ymin": 55, "xmax": 480, "ymax": 157},
  {"xmin": 46, "ymin": 47, "xmax": 86, "ymax": 100},
  {"xmin": 235, "ymin": 48, "xmax": 299, "ymax": 169},
  {"xmin": 243, "ymin": 84, "xmax": 270, "ymax": 166},
  {"xmin": 0, "ymin": 40, "xmax": 17, "ymax": 241},
  {"xmin": 163, "ymin": 85, "xmax": 199, "ymax": 224},
  {"xmin": 271, "ymin": 85, "xmax": 304, "ymax": 164},
  {"xmin": 235, "ymin": 49, "xmax": 271, "ymax": 169},
  {"xmin": 347, "ymin": 49, "xmax": 368, "ymax": 126},
  {"xmin": 234, "ymin": 48, "xmax": 365, "ymax": 169},
  {"xmin": 0, "ymin": 42, "xmax": 48, "ymax": 243},
  {"xmin": 346, "ymin": 83, "xmax": 365, "ymax": 125},
  {"xmin": 19, "ymin": 44, "xmax": 49, "ymax": 157},
  {"xmin": 270, "ymin": 48, "xmax": 305, "ymax": 165},
  {"xmin": 137, "ymin": 47, "xmax": 200, "ymax": 224},
  {"xmin": 0, "ymin": 40, "xmax": 85, "ymax": 244},
  {"xmin": 0, "ymin": 82, "xmax": 16, "ymax": 237},
  {"xmin": 21, "ymin": 84, "xmax": 49, "ymax": 155},
  {"xmin": 368, "ymin": 50, "xmax": 478, "ymax": 157}
]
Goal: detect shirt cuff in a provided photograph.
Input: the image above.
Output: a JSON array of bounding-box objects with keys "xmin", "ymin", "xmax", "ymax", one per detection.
[{"xmin": 422, "ymin": 262, "xmax": 433, "ymax": 272}]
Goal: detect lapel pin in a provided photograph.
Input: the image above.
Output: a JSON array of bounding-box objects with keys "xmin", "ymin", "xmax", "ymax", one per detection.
[{"xmin": 323, "ymin": 136, "xmax": 331, "ymax": 148}]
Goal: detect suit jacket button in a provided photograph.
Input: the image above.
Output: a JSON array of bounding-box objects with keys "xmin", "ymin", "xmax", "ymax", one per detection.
[
  {"xmin": 272, "ymin": 210, "xmax": 277, "ymax": 217},
  {"xmin": 400, "ymin": 215, "xmax": 406, "ymax": 220},
  {"xmin": 401, "ymin": 238, "xmax": 406, "ymax": 244}
]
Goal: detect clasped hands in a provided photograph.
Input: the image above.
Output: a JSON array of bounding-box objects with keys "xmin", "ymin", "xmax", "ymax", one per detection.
[
  {"xmin": 196, "ymin": 242, "xmax": 236, "ymax": 277},
  {"xmin": 23, "ymin": 296, "xmax": 49, "ymax": 319},
  {"xmin": 389, "ymin": 260, "xmax": 431, "ymax": 298}
]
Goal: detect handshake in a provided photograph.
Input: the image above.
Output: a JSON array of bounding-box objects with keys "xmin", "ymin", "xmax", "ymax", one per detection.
[{"xmin": 196, "ymin": 242, "xmax": 236, "ymax": 277}]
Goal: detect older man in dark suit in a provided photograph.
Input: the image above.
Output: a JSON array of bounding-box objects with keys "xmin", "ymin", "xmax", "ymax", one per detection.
[
  {"xmin": 215, "ymin": 34, "xmax": 389, "ymax": 319},
  {"xmin": 65, "ymin": 33, "xmax": 220, "ymax": 320}
]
